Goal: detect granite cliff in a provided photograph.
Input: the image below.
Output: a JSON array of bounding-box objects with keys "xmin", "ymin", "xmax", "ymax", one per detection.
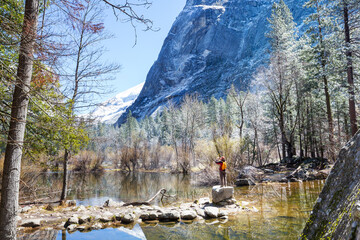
[{"xmin": 117, "ymin": 0, "xmax": 309, "ymax": 125}]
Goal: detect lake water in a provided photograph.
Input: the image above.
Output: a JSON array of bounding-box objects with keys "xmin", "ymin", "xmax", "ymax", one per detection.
[{"xmin": 21, "ymin": 172, "xmax": 324, "ymax": 240}]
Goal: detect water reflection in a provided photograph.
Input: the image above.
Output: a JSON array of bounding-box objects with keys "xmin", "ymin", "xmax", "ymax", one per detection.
[{"xmin": 22, "ymin": 172, "xmax": 324, "ymax": 240}]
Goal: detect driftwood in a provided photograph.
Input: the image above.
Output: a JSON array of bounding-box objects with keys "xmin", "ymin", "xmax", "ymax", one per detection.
[
  {"xmin": 20, "ymin": 199, "xmax": 62, "ymax": 206},
  {"xmin": 19, "ymin": 188, "xmax": 176, "ymax": 207},
  {"xmin": 123, "ymin": 188, "xmax": 172, "ymax": 206}
]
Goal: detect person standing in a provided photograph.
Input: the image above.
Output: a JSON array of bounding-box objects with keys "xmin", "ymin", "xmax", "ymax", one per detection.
[{"xmin": 215, "ymin": 156, "xmax": 227, "ymax": 187}]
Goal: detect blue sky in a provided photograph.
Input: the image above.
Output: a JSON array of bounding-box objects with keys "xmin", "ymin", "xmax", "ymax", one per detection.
[{"xmin": 101, "ymin": 0, "xmax": 186, "ymax": 100}]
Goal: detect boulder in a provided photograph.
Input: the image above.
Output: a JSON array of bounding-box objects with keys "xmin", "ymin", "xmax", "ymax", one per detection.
[
  {"xmin": 180, "ymin": 210, "xmax": 197, "ymax": 220},
  {"xmin": 235, "ymin": 178, "xmax": 256, "ymax": 186},
  {"xmin": 148, "ymin": 212, "xmax": 159, "ymax": 220},
  {"xmin": 78, "ymin": 215, "xmax": 91, "ymax": 224},
  {"xmin": 212, "ymin": 186, "xmax": 234, "ymax": 203},
  {"xmin": 198, "ymin": 197, "xmax": 210, "ymax": 205},
  {"xmin": 21, "ymin": 219, "xmax": 41, "ymax": 228},
  {"xmin": 204, "ymin": 207, "xmax": 219, "ymax": 218},
  {"xmin": 195, "ymin": 208, "xmax": 205, "ymax": 218},
  {"xmin": 64, "ymin": 216, "xmax": 78, "ymax": 228},
  {"xmin": 237, "ymin": 166, "xmax": 264, "ymax": 181},
  {"xmin": 301, "ymin": 132, "xmax": 360, "ymax": 239},
  {"xmin": 121, "ymin": 213, "xmax": 135, "ymax": 224},
  {"xmin": 139, "ymin": 213, "xmax": 150, "ymax": 221},
  {"xmin": 158, "ymin": 210, "xmax": 180, "ymax": 222},
  {"xmin": 100, "ymin": 212, "xmax": 114, "ymax": 222}
]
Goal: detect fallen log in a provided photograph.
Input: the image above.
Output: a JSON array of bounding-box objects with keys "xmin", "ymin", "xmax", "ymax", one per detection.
[{"xmin": 123, "ymin": 188, "xmax": 170, "ymax": 206}]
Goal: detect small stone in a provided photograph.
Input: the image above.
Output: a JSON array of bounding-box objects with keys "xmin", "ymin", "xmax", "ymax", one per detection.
[
  {"xmin": 100, "ymin": 212, "xmax": 114, "ymax": 222},
  {"xmin": 204, "ymin": 207, "xmax": 219, "ymax": 218},
  {"xmin": 181, "ymin": 210, "xmax": 197, "ymax": 220},
  {"xmin": 91, "ymin": 222, "xmax": 102, "ymax": 230},
  {"xmin": 158, "ymin": 210, "xmax": 180, "ymax": 222},
  {"xmin": 45, "ymin": 204, "xmax": 54, "ymax": 211},
  {"xmin": 21, "ymin": 219, "xmax": 41, "ymax": 228},
  {"xmin": 76, "ymin": 225, "xmax": 86, "ymax": 231},
  {"xmin": 67, "ymin": 224, "xmax": 77, "ymax": 232},
  {"xmin": 140, "ymin": 213, "xmax": 150, "ymax": 221},
  {"xmin": 66, "ymin": 200, "xmax": 77, "ymax": 207},
  {"xmin": 77, "ymin": 205, "xmax": 86, "ymax": 212},
  {"xmin": 198, "ymin": 197, "xmax": 210, "ymax": 205},
  {"xmin": 65, "ymin": 216, "xmax": 79, "ymax": 227},
  {"xmin": 78, "ymin": 215, "xmax": 91, "ymax": 224},
  {"xmin": 20, "ymin": 206, "xmax": 32, "ymax": 213},
  {"xmin": 148, "ymin": 212, "xmax": 158, "ymax": 220},
  {"xmin": 115, "ymin": 213, "xmax": 124, "ymax": 221},
  {"xmin": 103, "ymin": 199, "xmax": 124, "ymax": 207},
  {"xmin": 218, "ymin": 210, "xmax": 228, "ymax": 218},
  {"xmin": 195, "ymin": 208, "xmax": 206, "ymax": 218},
  {"xmin": 121, "ymin": 213, "xmax": 135, "ymax": 224}
]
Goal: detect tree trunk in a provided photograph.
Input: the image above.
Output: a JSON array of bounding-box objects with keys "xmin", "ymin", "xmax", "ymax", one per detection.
[
  {"xmin": 60, "ymin": 150, "xmax": 69, "ymax": 201},
  {"xmin": 343, "ymin": 1, "xmax": 358, "ymax": 136},
  {"xmin": 0, "ymin": 0, "xmax": 40, "ymax": 238}
]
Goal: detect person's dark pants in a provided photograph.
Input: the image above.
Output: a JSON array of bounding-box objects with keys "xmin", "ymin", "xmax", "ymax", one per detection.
[{"xmin": 219, "ymin": 170, "xmax": 227, "ymax": 187}]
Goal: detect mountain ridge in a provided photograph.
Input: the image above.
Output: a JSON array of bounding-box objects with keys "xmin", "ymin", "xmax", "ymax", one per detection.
[{"xmin": 116, "ymin": 0, "xmax": 310, "ymax": 126}]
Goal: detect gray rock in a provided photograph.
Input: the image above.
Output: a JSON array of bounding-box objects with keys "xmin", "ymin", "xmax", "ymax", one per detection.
[
  {"xmin": 198, "ymin": 197, "xmax": 210, "ymax": 205},
  {"xmin": 212, "ymin": 186, "xmax": 234, "ymax": 203},
  {"xmin": 196, "ymin": 208, "xmax": 206, "ymax": 218},
  {"xmin": 66, "ymin": 200, "xmax": 77, "ymax": 207},
  {"xmin": 140, "ymin": 212, "xmax": 150, "ymax": 221},
  {"xmin": 76, "ymin": 225, "xmax": 86, "ymax": 231},
  {"xmin": 158, "ymin": 210, "xmax": 180, "ymax": 222},
  {"xmin": 78, "ymin": 215, "xmax": 91, "ymax": 224},
  {"xmin": 77, "ymin": 205, "xmax": 86, "ymax": 212},
  {"xmin": 235, "ymin": 178, "xmax": 256, "ymax": 186},
  {"xmin": 115, "ymin": 213, "xmax": 124, "ymax": 221},
  {"xmin": 91, "ymin": 222, "xmax": 102, "ymax": 230},
  {"xmin": 181, "ymin": 210, "xmax": 197, "ymax": 220},
  {"xmin": 121, "ymin": 213, "xmax": 135, "ymax": 224},
  {"xmin": 20, "ymin": 206, "xmax": 32, "ymax": 213},
  {"xmin": 100, "ymin": 212, "xmax": 114, "ymax": 222},
  {"xmin": 354, "ymin": 201, "xmax": 360, "ymax": 220},
  {"xmin": 103, "ymin": 198, "xmax": 124, "ymax": 207},
  {"xmin": 21, "ymin": 219, "xmax": 41, "ymax": 228},
  {"xmin": 218, "ymin": 210, "xmax": 228, "ymax": 218},
  {"xmin": 67, "ymin": 224, "xmax": 77, "ymax": 232},
  {"xmin": 45, "ymin": 204, "xmax": 54, "ymax": 211},
  {"xmin": 301, "ymin": 132, "xmax": 360, "ymax": 239},
  {"xmin": 218, "ymin": 198, "xmax": 237, "ymax": 206},
  {"xmin": 148, "ymin": 212, "xmax": 158, "ymax": 220},
  {"xmin": 64, "ymin": 216, "xmax": 78, "ymax": 227},
  {"xmin": 204, "ymin": 207, "xmax": 219, "ymax": 218}
]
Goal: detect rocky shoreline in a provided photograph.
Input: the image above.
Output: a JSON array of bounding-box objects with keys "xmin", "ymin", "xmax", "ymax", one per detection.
[
  {"xmin": 17, "ymin": 186, "xmax": 257, "ymax": 236},
  {"xmin": 235, "ymin": 158, "xmax": 332, "ymax": 187}
]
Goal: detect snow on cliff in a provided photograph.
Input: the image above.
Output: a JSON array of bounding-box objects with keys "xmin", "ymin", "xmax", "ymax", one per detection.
[{"xmin": 86, "ymin": 82, "xmax": 144, "ymax": 124}]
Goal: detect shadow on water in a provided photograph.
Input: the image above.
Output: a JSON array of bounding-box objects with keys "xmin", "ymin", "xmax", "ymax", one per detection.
[{"xmin": 20, "ymin": 172, "xmax": 324, "ymax": 240}]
